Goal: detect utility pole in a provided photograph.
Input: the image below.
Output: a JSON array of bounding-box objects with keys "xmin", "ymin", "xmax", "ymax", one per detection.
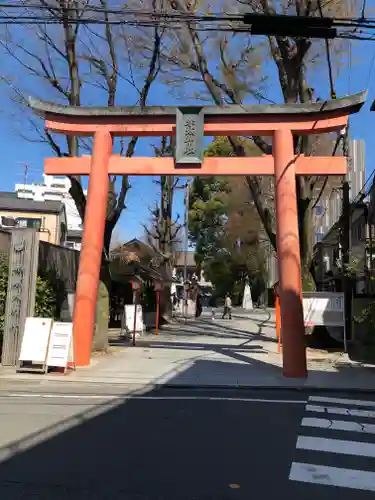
[
  {"xmin": 341, "ymin": 177, "xmax": 351, "ymax": 350},
  {"xmin": 23, "ymin": 163, "xmax": 29, "ymax": 188},
  {"xmin": 183, "ymin": 181, "xmax": 189, "ymax": 322}
]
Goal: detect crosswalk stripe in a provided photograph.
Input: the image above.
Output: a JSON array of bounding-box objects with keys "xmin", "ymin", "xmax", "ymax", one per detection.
[
  {"xmin": 301, "ymin": 417, "xmax": 375, "ymax": 434},
  {"xmin": 306, "ymin": 404, "xmax": 375, "ymax": 419},
  {"xmin": 309, "ymin": 396, "xmax": 375, "ymax": 408},
  {"xmin": 290, "ymin": 396, "xmax": 375, "ymax": 491},
  {"xmin": 289, "ymin": 462, "xmax": 375, "ymax": 491},
  {"xmin": 297, "ymin": 435, "xmax": 375, "ymax": 457}
]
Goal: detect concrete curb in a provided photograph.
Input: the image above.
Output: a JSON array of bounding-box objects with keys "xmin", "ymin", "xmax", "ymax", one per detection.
[
  {"xmin": 2, "ymin": 376, "xmax": 375, "ymax": 394},
  {"xmin": 158, "ymin": 383, "xmax": 375, "ymax": 394}
]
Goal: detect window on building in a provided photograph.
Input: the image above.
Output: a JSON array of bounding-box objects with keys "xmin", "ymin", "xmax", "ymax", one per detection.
[
  {"xmin": 315, "ymin": 232, "xmax": 324, "ymax": 242},
  {"xmin": 315, "ymin": 205, "xmax": 323, "ymax": 216},
  {"xmin": 44, "ymin": 191, "xmax": 63, "ymax": 198},
  {"xmin": 16, "ymin": 218, "xmax": 42, "ymax": 229}
]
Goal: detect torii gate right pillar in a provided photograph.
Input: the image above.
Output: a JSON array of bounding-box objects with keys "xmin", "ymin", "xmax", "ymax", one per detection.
[{"xmin": 274, "ymin": 129, "xmax": 306, "ymax": 378}]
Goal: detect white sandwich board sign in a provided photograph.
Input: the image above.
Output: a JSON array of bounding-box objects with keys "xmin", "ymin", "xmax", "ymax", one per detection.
[
  {"xmin": 122, "ymin": 305, "xmax": 145, "ymax": 336},
  {"xmin": 17, "ymin": 317, "xmax": 53, "ymax": 373},
  {"xmin": 46, "ymin": 321, "xmax": 74, "ymax": 371}
]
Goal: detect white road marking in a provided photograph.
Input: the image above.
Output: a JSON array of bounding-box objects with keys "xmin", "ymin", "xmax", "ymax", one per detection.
[
  {"xmin": 149, "ymin": 344, "xmax": 202, "ymax": 349},
  {"xmin": 306, "ymin": 404, "xmax": 375, "ymax": 419},
  {"xmin": 309, "ymin": 395, "xmax": 375, "ymax": 408},
  {"xmin": 289, "ymin": 462, "xmax": 375, "ymax": 491},
  {"xmin": 0, "ymin": 393, "xmax": 307, "ymax": 404},
  {"xmin": 301, "ymin": 417, "xmax": 375, "ymax": 434},
  {"xmin": 297, "ymin": 436, "xmax": 375, "ymax": 458},
  {"xmin": 290, "ymin": 396, "xmax": 375, "ymax": 490}
]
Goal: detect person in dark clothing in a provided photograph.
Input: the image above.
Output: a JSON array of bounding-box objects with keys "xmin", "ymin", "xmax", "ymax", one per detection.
[
  {"xmin": 195, "ymin": 293, "xmax": 203, "ymax": 318},
  {"xmin": 208, "ymin": 294, "xmax": 217, "ymax": 320}
]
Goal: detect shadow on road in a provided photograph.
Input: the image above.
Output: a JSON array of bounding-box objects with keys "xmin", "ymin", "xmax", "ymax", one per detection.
[
  {"xmin": 0, "ymin": 381, "xmax": 304, "ymax": 500},
  {"xmin": 1, "ymin": 352, "xmax": 375, "ymax": 499},
  {"xmin": 110, "ymin": 310, "xmax": 277, "ymax": 348}
]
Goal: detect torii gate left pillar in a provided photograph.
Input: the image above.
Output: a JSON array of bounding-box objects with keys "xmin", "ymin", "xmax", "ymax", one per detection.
[{"xmin": 30, "ymin": 92, "xmax": 366, "ymax": 377}]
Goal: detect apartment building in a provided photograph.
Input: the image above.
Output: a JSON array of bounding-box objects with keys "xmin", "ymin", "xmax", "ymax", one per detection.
[
  {"xmin": 313, "ymin": 138, "xmax": 367, "ymax": 289},
  {"xmin": 15, "ymin": 175, "xmax": 86, "ymax": 250},
  {"xmin": 314, "ymin": 138, "xmax": 366, "ymax": 244},
  {"xmin": 0, "ymin": 192, "xmax": 67, "ymax": 245}
]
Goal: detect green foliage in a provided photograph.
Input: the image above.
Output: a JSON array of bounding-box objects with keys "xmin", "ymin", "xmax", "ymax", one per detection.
[
  {"xmin": 204, "ymin": 136, "xmax": 261, "ymax": 158},
  {"xmin": 35, "ymin": 276, "xmax": 56, "ymax": 318},
  {"xmin": 189, "ymin": 137, "xmax": 262, "ymax": 266},
  {"xmin": 0, "ymin": 257, "xmax": 57, "ymax": 352},
  {"xmin": 302, "ymin": 271, "xmax": 315, "ymax": 292},
  {"xmin": 188, "ymin": 176, "xmax": 229, "ymax": 267},
  {"xmin": 188, "ymin": 137, "xmax": 267, "ymax": 298},
  {"xmin": 203, "ymin": 246, "xmax": 266, "ymax": 303}
]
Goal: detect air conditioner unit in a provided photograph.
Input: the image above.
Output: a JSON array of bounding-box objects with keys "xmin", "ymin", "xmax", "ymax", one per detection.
[{"xmin": 0, "ymin": 216, "xmax": 17, "ymax": 228}]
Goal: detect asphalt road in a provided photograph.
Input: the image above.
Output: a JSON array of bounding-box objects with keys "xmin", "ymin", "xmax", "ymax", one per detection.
[{"xmin": 0, "ymin": 383, "xmax": 374, "ymax": 499}]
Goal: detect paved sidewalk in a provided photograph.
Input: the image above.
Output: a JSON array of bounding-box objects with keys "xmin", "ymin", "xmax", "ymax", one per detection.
[{"xmin": 1, "ymin": 311, "xmax": 375, "ymax": 391}]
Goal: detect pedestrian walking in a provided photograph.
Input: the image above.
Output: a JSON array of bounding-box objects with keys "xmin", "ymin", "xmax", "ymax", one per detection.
[{"xmin": 222, "ymin": 293, "xmax": 232, "ymax": 319}]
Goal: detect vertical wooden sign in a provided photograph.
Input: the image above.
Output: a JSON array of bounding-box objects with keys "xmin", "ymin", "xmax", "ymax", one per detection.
[{"xmin": 1, "ymin": 229, "xmax": 39, "ymax": 366}]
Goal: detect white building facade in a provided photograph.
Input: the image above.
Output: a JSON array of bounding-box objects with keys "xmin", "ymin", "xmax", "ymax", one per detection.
[
  {"xmin": 313, "ymin": 138, "xmax": 367, "ymax": 284},
  {"xmin": 314, "ymin": 138, "xmax": 365, "ymax": 243},
  {"xmin": 15, "ymin": 175, "xmax": 86, "ymax": 250}
]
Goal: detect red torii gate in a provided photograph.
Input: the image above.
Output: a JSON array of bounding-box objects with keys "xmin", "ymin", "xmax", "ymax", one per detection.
[{"xmin": 30, "ymin": 92, "xmax": 366, "ymax": 378}]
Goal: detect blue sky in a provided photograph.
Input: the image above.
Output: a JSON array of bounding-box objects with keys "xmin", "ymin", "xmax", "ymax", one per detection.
[{"xmin": 1, "ymin": 18, "xmax": 375, "ymax": 243}]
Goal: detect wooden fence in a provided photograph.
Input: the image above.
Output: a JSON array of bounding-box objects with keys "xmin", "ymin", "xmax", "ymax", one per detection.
[{"xmin": 38, "ymin": 241, "xmax": 80, "ymax": 321}]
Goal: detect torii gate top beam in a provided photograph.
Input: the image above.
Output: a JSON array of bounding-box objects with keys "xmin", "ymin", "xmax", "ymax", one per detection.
[{"xmin": 29, "ymin": 91, "xmax": 367, "ymax": 137}]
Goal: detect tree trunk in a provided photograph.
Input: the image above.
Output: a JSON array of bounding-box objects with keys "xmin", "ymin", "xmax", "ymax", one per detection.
[{"xmin": 297, "ymin": 179, "xmax": 315, "ymax": 292}]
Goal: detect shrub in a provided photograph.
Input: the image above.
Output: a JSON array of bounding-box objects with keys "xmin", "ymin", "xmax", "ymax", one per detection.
[
  {"xmin": 35, "ymin": 275, "xmax": 56, "ymax": 318},
  {"xmin": 0, "ymin": 257, "xmax": 56, "ymax": 352}
]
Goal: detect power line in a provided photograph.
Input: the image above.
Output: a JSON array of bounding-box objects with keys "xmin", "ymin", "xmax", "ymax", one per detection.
[
  {"xmin": 317, "ymin": 0, "xmax": 336, "ymax": 99},
  {"xmin": 366, "ymin": 47, "xmax": 375, "ymax": 87},
  {"xmin": 2, "ymin": 2, "xmax": 375, "ymax": 25},
  {"xmin": 0, "ymin": 5, "xmax": 372, "ymax": 28},
  {"xmin": 0, "ymin": 17, "xmax": 372, "ymax": 42}
]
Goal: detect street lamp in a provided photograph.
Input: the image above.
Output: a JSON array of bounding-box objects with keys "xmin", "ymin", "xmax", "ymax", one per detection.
[{"xmin": 183, "ymin": 182, "xmax": 190, "ymax": 322}]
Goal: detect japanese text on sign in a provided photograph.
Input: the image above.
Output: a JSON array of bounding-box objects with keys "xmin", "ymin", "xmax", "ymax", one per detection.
[
  {"xmin": 303, "ymin": 292, "xmax": 344, "ymax": 327},
  {"xmin": 175, "ymin": 107, "xmax": 204, "ymax": 164},
  {"xmin": 183, "ymin": 118, "xmax": 197, "ymax": 156}
]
